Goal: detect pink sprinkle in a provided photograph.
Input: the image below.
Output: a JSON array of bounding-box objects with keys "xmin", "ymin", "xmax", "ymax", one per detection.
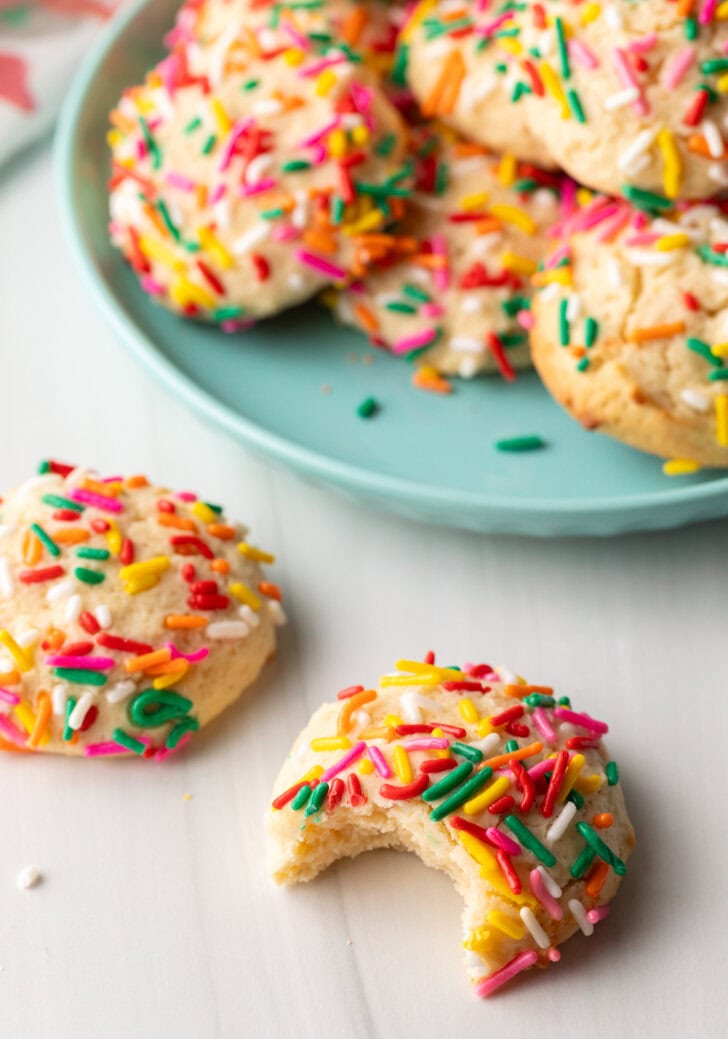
[
  {"xmin": 166, "ymin": 643, "xmax": 209, "ymax": 664},
  {"xmin": 624, "ymin": 232, "xmax": 660, "ymax": 247},
  {"xmin": 402, "ymin": 737, "xmax": 449, "ymax": 751},
  {"xmin": 45, "ymin": 655, "xmax": 115, "ymax": 670},
  {"xmin": 241, "ymin": 178, "xmax": 277, "ymax": 198},
  {"xmin": 569, "ymin": 39, "xmax": 599, "ymax": 70},
  {"xmin": 294, "ymin": 249, "xmax": 347, "ymax": 280},
  {"xmin": 141, "ymin": 276, "xmax": 165, "ymax": 296},
  {"xmin": 612, "ymin": 47, "xmax": 648, "ymax": 116},
  {"xmin": 299, "ymin": 54, "xmax": 348, "ymax": 78},
  {"xmin": 595, "ymin": 207, "xmax": 632, "ymax": 243},
  {"xmin": 83, "ymin": 741, "xmax": 127, "ymax": 757},
  {"xmin": 485, "ymin": 827, "xmax": 521, "ymax": 855},
  {"xmin": 699, "ymin": 0, "xmax": 718, "ymax": 24},
  {"xmin": 165, "ymin": 171, "xmax": 196, "ymax": 191},
  {"xmin": 271, "ymin": 224, "xmax": 300, "ymax": 243},
  {"xmin": 321, "ymin": 741, "xmax": 366, "ymax": 782},
  {"xmin": 475, "ymin": 950, "xmax": 538, "ymax": 998},
  {"xmin": 421, "ymin": 303, "xmax": 445, "ymax": 319},
  {"xmin": 586, "ymin": 904, "xmax": 610, "ymax": 925},
  {"xmin": 208, "ymin": 183, "xmax": 227, "ymax": 206},
  {"xmin": 69, "ymin": 488, "xmax": 122, "ymax": 513},
  {"xmin": 281, "ymin": 21, "xmax": 310, "ymax": 50},
  {"xmin": 176, "ymin": 492, "xmax": 197, "ymax": 502},
  {"xmin": 0, "ymin": 687, "xmax": 21, "ymax": 705},
  {"xmin": 391, "ymin": 327, "xmax": 438, "ymax": 355},
  {"xmin": 532, "ymin": 707, "xmax": 557, "ymax": 745},
  {"xmin": 219, "ymin": 118, "xmax": 253, "ymax": 173},
  {"xmin": 430, "ymin": 233, "xmax": 449, "ymax": 292},
  {"xmin": 154, "ymin": 731, "xmax": 193, "ymax": 761},
  {"xmin": 545, "ymin": 246, "xmax": 570, "ymax": 270},
  {"xmin": 661, "ymin": 47, "xmax": 696, "ymax": 90},
  {"xmin": 627, "ymin": 33, "xmax": 658, "ymax": 53},
  {"xmin": 548, "ymin": 947, "xmax": 561, "ymax": 962},
  {"xmin": 553, "ymin": 707, "xmax": 608, "ymax": 735},
  {"xmin": 367, "ymin": 745, "xmax": 392, "ymax": 778},
  {"xmin": 475, "ymin": 12, "xmax": 513, "ymax": 36},
  {"xmin": 300, "ymin": 118, "xmax": 340, "ymax": 149},
  {"xmin": 135, "ymin": 140, "xmax": 147, "ymax": 161},
  {"xmin": 530, "ymin": 868, "xmax": 563, "ymax": 920},
  {"xmin": 517, "ymin": 310, "xmax": 534, "ymax": 330},
  {"xmin": 0, "ymin": 714, "xmax": 27, "ymax": 746},
  {"xmin": 526, "ymin": 758, "xmax": 556, "ymax": 782}
]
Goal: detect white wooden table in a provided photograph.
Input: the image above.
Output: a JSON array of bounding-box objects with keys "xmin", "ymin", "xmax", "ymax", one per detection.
[{"xmin": 1, "ymin": 143, "xmax": 725, "ymax": 1039}]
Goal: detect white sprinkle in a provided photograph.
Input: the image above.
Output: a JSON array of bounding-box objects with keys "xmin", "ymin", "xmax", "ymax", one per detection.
[
  {"xmin": 399, "ymin": 691, "xmax": 423, "ymax": 723},
  {"xmin": 350, "ymin": 709, "xmax": 371, "ymax": 733},
  {"xmin": 604, "ymin": 4, "xmax": 623, "ymax": 30},
  {"xmin": 625, "ymin": 249, "xmax": 673, "ymax": 267},
  {"xmin": 65, "ymin": 594, "xmax": 82, "ymax": 623},
  {"xmin": 94, "ymin": 605, "xmax": 112, "ymax": 629},
  {"xmin": 68, "ymin": 691, "xmax": 95, "ymax": 730},
  {"xmin": 495, "ymin": 665, "xmax": 518, "ymax": 685},
  {"xmin": 449, "ymin": 335, "xmax": 483, "ymax": 354},
  {"xmin": 46, "ymin": 578, "xmax": 74, "ymax": 604},
  {"xmin": 617, "ymin": 127, "xmax": 658, "ymax": 172},
  {"xmin": 268, "ymin": 601, "xmax": 287, "ymax": 626},
  {"xmin": 607, "ymin": 258, "xmax": 623, "ymax": 288},
  {"xmin": 566, "ymin": 293, "xmax": 581, "ymax": 322},
  {"xmin": 245, "ymin": 154, "xmax": 274, "ymax": 186},
  {"xmin": 213, "ymin": 196, "xmax": 232, "ymax": 231},
  {"xmin": 239, "ymin": 604, "xmax": 260, "ymax": 628},
  {"xmin": 536, "ymin": 865, "xmax": 562, "ymax": 899},
  {"xmin": 603, "ymin": 86, "xmax": 639, "ymax": 111},
  {"xmin": 458, "ymin": 358, "xmax": 479, "ymax": 379},
  {"xmin": 51, "ymin": 685, "xmax": 67, "ymax": 715},
  {"xmin": 207, "ymin": 19, "xmax": 240, "ymax": 89},
  {"xmin": 460, "ymin": 296, "xmax": 483, "ymax": 315},
  {"xmin": 711, "ymin": 268, "xmax": 728, "ymax": 287},
  {"xmin": 207, "ymin": 620, "xmax": 250, "ymax": 640},
  {"xmin": 0, "ymin": 558, "xmax": 13, "ymax": 598},
  {"xmin": 520, "ymin": 907, "xmax": 550, "ymax": 948},
  {"xmin": 568, "ymin": 898, "xmax": 594, "ymax": 936},
  {"xmin": 473, "ymin": 732, "xmax": 501, "ymax": 756},
  {"xmin": 681, "ymin": 388, "xmax": 710, "ymax": 412},
  {"xmin": 708, "ymin": 163, "xmax": 728, "ymax": 187},
  {"xmin": 232, "ymin": 222, "xmax": 269, "ymax": 255},
  {"xmin": 17, "ymin": 866, "xmax": 41, "ymax": 890},
  {"xmin": 546, "ymin": 800, "xmax": 577, "ymax": 844},
  {"xmin": 15, "ymin": 474, "xmax": 57, "ymax": 500},
  {"xmin": 252, "ymin": 98, "xmax": 283, "ymax": 118},
  {"xmin": 16, "ymin": 629, "xmax": 38, "ymax": 648},
  {"xmin": 702, "ymin": 119, "xmax": 724, "ymax": 159},
  {"xmin": 287, "ymin": 272, "xmax": 306, "ymax": 292},
  {"xmin": 540, "ymin": 282, "xmax": 561, "ymax": 303},
  {"xmin": 106, "ymin": 680, "xmax": 136, "ymax": 705}
]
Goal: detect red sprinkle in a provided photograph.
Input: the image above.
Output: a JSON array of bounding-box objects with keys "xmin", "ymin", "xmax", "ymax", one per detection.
[
  {"xmin": 97, "ymin": 633, "xmax": 153, "ymax": 654},
  {"xmin": 157, "ymin": 499, "xmax": 175, "ymax": 513},
  {"xmin": 424, "ymin": 650, "xmax": 435, "ymax": 665},
  {"xmin": 506, "ymin": 721, "xmax": 530, "ymax": 738},
  {"xmin": 347, "ymin": 773, "xmax": 367, "ymax": 807},
  {"xmin": 441, "ymin": 680, "xmax": 486, "ymax": 693},
  {"xmin": 489, "ymin": 704, "xmax": 524, "ymax": 727},
  {"xmin": 379, "ymin": 774, "xmax": 429, "ymax": 800},
  {"xmin": 19, "ymin": 566, "xmax": 65, "ymax": 584},
  {"xmin": 79, "ymin": 705, "xmax": 99, "ymax": 733},
  {"xmin": 487, "ymin": 795, "xmax": 515, "ymax": 814},
  {"xmin": 89, "ymin": 518, "xmax": 110, "ymax": 534},
  {"xmin": 251, "ymin": 253, "xmax": 270, "ymax": 281},
  {"xmin": 486, "ymin": 332, "xmax": 517, "ymax": 382},
  {"xmin": 337, "ymin": 685, "xmax": 365, "ymax": 700},
  {"xmin": 63, "ymin": 641, "xmax": 94, "ymax": 656},
  {"xmin": 511, "ymin": 760, "xmax": 535, "ymax": 813},
  {"xmin": 191, "ymin": 580, "xmax": 218, "ymax": 595},
  {"xmin": 187, "ymin": 593, "xmax": 230, "ymax": 610},
  {"xmin": 450, "ymin": 816, "xmax": 491, "ymax": 842},
  {"xmin": 541, "ymin": 749, "xmax": 569, "ymax": 818},
  {"xmin": 181, "ymin": 563, "xmax": 196, "ymax": 583},
  {"xmin": 683, "ymin": 291, "xmax": 700, "ymax": 312},
  {"xmin": 566, "ymin": 735, "xmax": 601, "ymax": 751},
  {"xmin": 420, "ymin": 758, "xmax": 458, "ymax": 774},
  {"xmin": 171, "ymin": 535, "xmax": 214, "ymax": 559},
  {"xmin": 272, "ymin": 780, "xmax": 308, "ymax": 810},
  {"xmin": 120, "ymin": 538, "xmax": 135, "ymax": 566},
  {"xmin": 326, "ymin": 777, "xmax": 345, "ymax": 811},
  {"xmin": 45, "ymin": 460, "xmax": 75, "ymax": 478},
  {"xmin": 79, "ymin": 611, "xmax": 101, "ymax": 635},
  {"xmin": 495, "ymin": 849, "xmax": 522, "ymax": 894},
  {"xmin": 52, "ymin": 509, "xmax": 82, "ymax": 522}
]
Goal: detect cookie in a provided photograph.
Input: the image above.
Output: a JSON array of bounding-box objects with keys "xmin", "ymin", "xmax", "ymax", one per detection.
[
  {"xmin": 0, "ymin": 461, "xmax": 283, "ymax": 758},
  {"xmin": 108, "ymin": 4, "xmax": 410, "ymax": 325},
  {"xmin": 333, "ymin": 126, "xmax": 563, "ymax": 379},
  {"xmin": 402, "ymin": 0, "xmax": 554, "ymax": 169},
  {"xmin": 266, "ymin": 655, "xmax": 633, "ymax": 997},
  {"xmin": 530, "ymin": 196, "xmax": 728, "ymax": 468}
]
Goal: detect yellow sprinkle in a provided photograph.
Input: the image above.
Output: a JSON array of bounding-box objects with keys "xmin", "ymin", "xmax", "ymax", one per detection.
[
  {"xmin": 574, "ymin": 773, "xmax": 603, "ymax": 794},
  {"xmin": 497, "ymin": 153, "xmax": 517, "ymax": 187},
  {"xmin": 342, "ymin": 208, "xmax": 385, "ymax": 236},
  {"xmin": 198, "ymin": 226, "xmax": 233, "ymax": 269},
  {"xmin": 487, "ymin": 910, "xmax": 526, "ymax": 940},
  {"xmin": 717, "ymin": 71, "xmax": 728, "ymax": 93},
  {"xmin": 662, "ymin": 458, "xmax": 701, "ymax": 476},
  {"xmin": 497, "ymin": 36, "xmax": 522, "ymax": 57},
  {"xmin": 237, "ymin": 542, "xmax": 275, "ymax": 564},
  {"xmin": 107, "ymin": 129, "xmax": 122, "ymax": 148},
  {"xmin": 399, "ymin": 0, "xmax": 436, "ymax": 43},
  {"xmin": 153, "ymin": 664, "xmax": 189, "ymax": 690},
  {"xmin": 457, "ymin": 830, "xmax": 498, "ymax": 870},
  {"xmin": 351, "ymin": 124, "xmax": 370, "ymax": 147},
  {"xmin": 712, "ymin": 343, "xmax": 728, "ymax": 358},
  {"xmin": 229, "ymin": 582, "xmax": 261, "ymax": 611},
  {"xmin": 300, "ymin": 764, "xmax": 324, "ymax": 783},
  {"xmin": 540, "ymin": 61, "xmax": 571, "ymax": 120},
  {"xmin": 459, "ymin": 698, "xmax": 479, "ymax": 724},
  {"xmin": 358, "ymin": 758, "xmax": 375, "ymax": 775},
  {"xmin": 13, "ymin": 702, "xmax": 36, "ymax": 736},
  {"xmin": 531, "ymin": 267, "xmax": 573, "ymax": 287},
  {"xmin": 120, "ymin": 556, "xmax": 170, "ymax": 581},
  {"xmin": 380, "ymin": 675, "xmax": 441, "ymax": 688},
  {"xmin": 328, "ymin": 128, "xmax": 348, "ymax": 159},
  {"xmin": 558, "ymin": 753, "xmax": 585, "ymax": 804},
  {"xmin": 394, "ymin": 660, "xmax": 466, "ymax": 681},
  {"xmin": 655, "ymin": 233, "xmax": 690, "ymax": 252},
  {"xmin": 315, "ymin": 69, "xmax": 337, "ymax": 97},
  {"xmin": 283, "ymin": 48, "xmax": 305, "ymax": 66},
  {"xmin": 210, "ymin": 96, "xmax": 231, "ymax": 137},
  {"xmin": 311, "ymin": 736, "xmax": 352, "ymax": 752},
  {"xmin": 576, "ymin": 188, "xmax": 593, "ymax": 208},
  {"xmin": 138, "ymin": 235, "xmax": 184, "ymax": 272},
  {"xmin": 106, "ymin": 525, "xmax": 122, "ymax": 556},
  {"xmin": 0, "ymin": 630, "xmax": 32, "ymax": 673},
  {"xmin": 657, "ymin": 127, "xmax": 681, "ymax": 200},
  {"xmin": 124, "ymin": 574, "xmax": 160, "ymax": 595},
  {"xmin": 463, "ymin": 927, "xmax": 499, "ymax": 958},
  {"xmin": 717, "ymin": 0, "xmax": 728, "ymax": 17},
  {"xmin": 393, "ymin": 744, "xmax": 412, "ymax": 783},
  {"xmin": 190, "ymin": 501, "xmax": 217, "ymax": 524},
  {"xmin": 717, "ymin": 394, "xmax": 728, "ymax": 447},
  {"xmin": 476, "ymin": 717, "xmax": 495, "ymax": 737},
  {"xmin": 489, "ymin": 203, "xmax": 537, "ymax": 235},
  {"xmin": 384, "ymin": 713, "xmax": 404, "ymax": 728},
  {"xmin": 170, "ymin": 276, "xmax": 217, "ymax": 311},
  {"xmin": 463, "ymin": 774, "xmax": 511, "ymax": 815},
  {"xmin": 501, "ymin": 251, "xmax": 538, "ymax": 276},
  {"xmin": 460, "ymin": 191, "xmax": 490, "ymax": 211},
  {"xmin": 579, "ymin": 2, "xmax": 602, "ymax": 25}
]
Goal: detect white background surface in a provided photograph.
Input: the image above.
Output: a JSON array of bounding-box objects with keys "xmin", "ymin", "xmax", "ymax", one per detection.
[{"xmin": 1, "ymin": 143, "xmax": 726, "ymax": 1039}]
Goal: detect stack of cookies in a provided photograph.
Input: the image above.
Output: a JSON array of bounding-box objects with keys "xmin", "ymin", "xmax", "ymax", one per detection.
[{"xmin": 108, "ymin": 0, "xmax": 728, "ymax": 468}]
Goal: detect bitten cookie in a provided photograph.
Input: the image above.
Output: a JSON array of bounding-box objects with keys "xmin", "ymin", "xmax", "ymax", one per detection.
[
  {"xmin": 0, "ymin": 461, "xmax": 284, "ymax": 758},
  {"xmin": 333, "ymin": 127, "xmax": 563, "ymax": 379},
  {"xmin": 267, "ymin": 655, "xmax": 633, "ymax": 998},
  {"xmin": 108, "ymin": 3, "xmax": 410, "ymax": 325},
  {"xmin": 402, "ymin": 0, "xmax": 554, "ymax": 168},
  {"xmin": 530, "ymin": 196, "xmax": 728, "ymax": 468}
]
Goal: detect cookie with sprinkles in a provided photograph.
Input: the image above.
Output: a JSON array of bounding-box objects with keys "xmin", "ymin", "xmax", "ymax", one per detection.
[
  {"xmin": 0, "ymin": 462, "xmax": 284, "ymax": 758},
  {"xmin": 530, "ymin": 196, "xmax": 728, "ymax": 468},
  {"xmin": 266, "ymin": 654, "xmax": 633, "ymax": 998},
  {"xmin": 402, "ymin": 0, "xmax": 555, "ymax": 169},
  {"xmin": 108, "ymin": 7, "xmax": 411, "ymax": 325},
  {"xmin": 332, "ymin": 126, "xmax": 564, "ymax": 379}
]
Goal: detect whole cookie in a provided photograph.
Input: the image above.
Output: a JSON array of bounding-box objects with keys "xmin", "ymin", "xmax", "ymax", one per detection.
[
  {"xmin": 267, "ymin": 655, "xmax": 633, "ymax": 997},
  {"xmin": 333, "ymin": 127, "xmax": 563, "ymax": 379},
  {"xmin": 530, "ymin": 196, "xmax": 728, "ymax": 468},
  {"xmin": 0, "ymin": 461, "xmax": 283, "ymax": 758},
  {"xmin": 402, "ymin": 0, "xmax": 554, "ymax": 168},
  {"xmin": 108, "ymin": 4, "xmax": 410, "ymax": 325}
]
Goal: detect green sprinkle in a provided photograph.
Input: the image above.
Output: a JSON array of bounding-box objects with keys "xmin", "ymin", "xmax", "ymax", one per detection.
[
  {"xmin": 260, "ymin": 207, "xmax": 286, "ymax": 221},
  {"xmin": 63, "ymin": 697, "xmax": 77, "ymax": 741},
  {"xmin": 495, "ymin": 435, "xmax": 545, "ymax": 453},
  {"xmin": 138, "ymin": 117, "xmax": 161, "ymax": 170},
  {"xmin": 697, "ymin": 244, "xmax": 728, "ymax": 267},
  {"xmin": 113, "ymin": 728, "xmax": 146, "ymax": 755},
  {"xmin": 305, "ymin": 782, "xmax": 329, "ymax": 816},
  {"xmin": 576, "ymin": 356, "xmax": 590, "ymax": 372},
  {"xmin": 422, "ymin": 761, "xmax": 473, "ymax": 802},
  {"xmin": 621, "ymin": 185, "xmax": 672, "ymax": 212},
  {"xmin": 701, "ymin": 58, "xmax": 728, "ymax": 74},
  {"xmin": 511, "ymin": 81, "xmax": 531, "ymax": 103},
  {"xmin": 499, "ymin": 331, "xmax": 527, "ymax": 348},
  {"xmin": 566, "ymin": 89, "xmax": 586, "ymax": 123},
  {"xmin": 55, "ymin": 668, "xmax": 107, "ymax": 687},
  {"xmin": 330, "ymin": 196, "xmax": 344, "ymax": 226},
  {"xmin": 128, "ymin": 690, "xmax": 193, "ymax": 728},
  {"xmin": 201, "ymin": 134, "xmax": 216, "ymax": 155},
  {"xmin": 281, "ymin": 159, "xmax": 311, "ymax": 173},
  {"xmin": 558, "ymin": 696, "xmax": 571, "ymax": 707},
  {"xmin": 213, "ymin": 306, "xmax": 245, "ymax": 322},
  {"xmin": 157, "ymin": 199, "xmax": 181, "ymax": 241},
  {"xmin": 385, "ymin": 301, "xmax": 417, "ymax": 314},
  {"xmin": 30, "ymin": 523, "xmax": 60, "ymax": 558},
  {"xmin": 356, "ymin": 396, "xmax": 379, "ymax": 419},
  {"xmin": 524, "ymin": 693, "xmax": 556, "ymax": 708},
  {"xmin": 501, "ymin": 295, "xmax": 530, "ymax": 317},
  {"xmin": 605, "ymin": 761, "xmax": 619, "ymax": 786},
  {"xmin": 687, "ymin": 336, "xmax": 723, "ymax": 367},
  {"xmin": 429, "ymin": 767, "xmax": 494, "ymax": 822},
  {"xmin": 555, "ymin": 17, "xmax": 570, "ymax": 79},
  {"xmin": 76, "ymin": 547, "xmax": 110, "ymax": 561},
  {"xmin": 569, "ymin": 844, "xmax": 597, "ymax": 879},
  {"xmin": 559, "ymin": 297, "xmax": 570, "ymax": 346},
  {"xmin": 292, "ymin": 784, "xmax": 313, "ymax": 811},
  {"xmin": 505, "ymin": 739, "xmax": 519, "ymax": 753},
  {"xmin": 584, "ymin": 316, "xmax": 599, "ymax": 348},
  {"xmin": 708, "ymin": 369, "xmax": 728, "ymax": 381},
  {"xmin": 402, "ymin": 284, "xmax": 431, "ymax": 304},
  {"xmin": 391, "ymin": 44, "xmax": 409, "ymax": 88},
  {"xmin": 184, "ymin": 116, "xmax": 202, "ymax": 134},
  {"xmin": 375, "ymin": 132, "xmax": 397, "ymax": 158},
  {"xmin": 685, "ymin": 16, "xmax": 697, "ymax": 40},
  {"xmin": 514, "ymin": 177, "xmax": 539, "ymax": 193},
  {"xmin": 576, "ymin": 822, "xmax": 627, "ymax": 875},
  {"xmin": 434, "ymin": 162, "xmax": 449, "ymax": 195},
  {"xmin": 242, "ymin": 78, "xmax": 260, "ymax": 91},
  {"xmin": 166, "ymin": 715, "xmax": 199, "ymax": 749},
  {"xmin": 204, "ymin": 501, "xmax": 223, "ymax": 515},
  {"xmin": 450, "ymin": 741, "xmax": 484, "ymax": 763},
  {"xmin": 504, "ymin": 815, "xmax": 556, "ymax": 867},
  {"xmin": 75, "ymin": 567, "xmax": 105, "ymax": 585},
  {"xmin": 37, "ymin": 460, "xmax": 51, "ymax": 474},
  {"xmin": 567, "ymin": 788, "xmax": 585, "ymax": 809},
  {"xmin": 42, "ymin": 493, "xmax": 84, "ymax": 512}
]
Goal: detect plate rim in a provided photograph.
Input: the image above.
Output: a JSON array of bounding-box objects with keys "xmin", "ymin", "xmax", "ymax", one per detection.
[{"xmin": 54, "ymin": 0, "xmax": 728, "ymax": 527}]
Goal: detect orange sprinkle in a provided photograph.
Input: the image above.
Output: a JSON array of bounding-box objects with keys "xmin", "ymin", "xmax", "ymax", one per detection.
[
  {"xmin": 629, "ymin": 322, "xmax": 686, "ymax": 342},
  {"xmin": 593, "ymin": 812, "xmax": 614, "ymax": 829},
  {"xmin": 422, "ymin": 50, "xmax": 466, "ymax": 117},
  {"xmin": 585, "ymin": 860, "xmax": 610, "ymax": 898},
  {"xmin": 303, "ymin": 228, "xmax": 337, "ymax": 255},
  {"xmin": 0, "ymin": 736, "xmax": 31, "ymax": 754},
  {"xmin": 124, "ymin": 475, "xmax": 149, "ymax": 489},
  {"xmin": 124, "ymin": 648, "xmax": 171, "ymax": 673},
  {"xmin": 164, "ymin": 615, "xmax": 207, "ymax": 630},
  {"xmin": 27, "ymin": 691, "xmax": 51, "ymax": 749},
  {"xmin": 677, "ymin": 0, "xmax": 695, "ymax": 17},
  {"xmin": 53, "ymin": 528, "xmax": 90, "ymax": 545},
  {"xmin": 144, "ymin": 659, "xmax": 189, "ymax": 678},
  {"xmin": 44, "ymin": 629, "xmax": 65, "ymax": 651},
  {"xmin": 337, "ymin": 688, "xmax": 377, "ymax": 735},
  {"xmin": 22, "ymin": 529, "xmax": 42, "ymax": 566},
  {"xmin": 0, "ymin": 669, "xmax": 21, "ymax": 686},
  {"xmin": 157, "ymin": 513, "xmax": 198, "ymax": 532},
  {"xmin": 480, "ymin": 741, "xmax": 544, "ymax": 771},
  {"xmin": 353, "ymin": 303, "xmax": 380, "ymax": 335},
  {"xmin": 207, "ymin": 523, "xmax": 235, "ymax": 540},
  {"xmin": 82, "ymin": 478, "xmax": 120, "ymax": 498},
  {"xmin": 412, "ymin": 369, "xmax": 453, "ymax": 395},
  {"xmin": 687, "ymin": 133, "xmax": 728, "ymax": 160},
  {"xmin": 503, "ymin": 684, "xmax": 553, "ymax": 699},
  {"xmin": 258, "ymin": 581, "xmax": 282, "ymax": 601},
  {"xmin": 210, "ymin": 558, "xmax": 230, "ymax": 574},
  {"xmin": 342, "ymin": 5, "xmax": 369, "ymax": 46}
]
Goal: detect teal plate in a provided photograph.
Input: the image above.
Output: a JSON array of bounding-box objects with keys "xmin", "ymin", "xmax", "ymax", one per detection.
[{"xmin": 55, "ymin": 0, "xmax": 728, "ymax": 536}]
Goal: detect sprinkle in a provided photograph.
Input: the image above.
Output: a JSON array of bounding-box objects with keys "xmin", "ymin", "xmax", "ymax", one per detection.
[
  {"xmin": 519, "ymin": 907, "xmax": 550, "ymax": 949},
  {"xmin": 75, "ymin": 567, "xmax": 105, "ymax": 585},
  {"xmin": 568, "ymin": 898, "xmax": 594, "ymax": 936},
  {"xmin": 320, "ymin": 741, "xmax": 366, "ymax": 782},
  {"xmin": 0, "ymin": 629, "xmax": 32, "ymax": 672},
  {"xmin": 17, "ymin": 866, "xmax": 42, "ymax": 890},
  {"xmin": 29, "ymin": 523, "xmax": 60, "ymax": 557},
  {"xmin": 605, "ymin": 761, "xmax": 619, "ymax": 786},
  {"xmin": 475, "ymin": 951, "xmax": 538, "ymax": 998},
  {"xmin": 495, "ymin": 436, "xmax": 545, "ymax": 453},
  {"xmin": 356, "ymin": 396, "xmax": 379, "ymax": 419},
  {"xmin": 68, "ymin": 487, "xmax": 122, "ymax": 513},
  {"xmin": 629, "ymin": 322, "xmax": 686, "ymax": 343},
  {"xmin": 428, "ymin": 767, "xmax": 494, "ymax": 822},
  {"xmin": 663, "ymin": 458, "xmax": 701, "ymax": 476},
  {"xmin": 504, "ymin": 815, "xmax": 556, "ymax": 867},
  {"xmin": 576, "ymin": 822, "xmax": 627, "ymax": 875}
]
